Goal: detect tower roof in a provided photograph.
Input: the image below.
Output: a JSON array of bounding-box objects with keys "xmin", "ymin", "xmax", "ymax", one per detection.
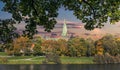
[{"xmin": 61, "ymin": 19, "xmax": 67, "ymax": 37}]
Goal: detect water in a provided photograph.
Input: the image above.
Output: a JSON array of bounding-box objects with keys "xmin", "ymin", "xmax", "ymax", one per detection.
[{"xmin": 0, "ymin": 64, "xmax": 120, "ymax": 70}]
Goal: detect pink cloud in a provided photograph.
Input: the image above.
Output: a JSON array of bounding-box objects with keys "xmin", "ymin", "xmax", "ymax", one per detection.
[{"xmin": 56, "ymin": 20, "xmax": 83, "ymax": 24}]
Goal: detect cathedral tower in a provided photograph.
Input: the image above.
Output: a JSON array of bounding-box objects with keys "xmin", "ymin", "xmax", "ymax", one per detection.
[{"xmin": 61, "ymin": 19, "xmax": 67, "ymax": 37}]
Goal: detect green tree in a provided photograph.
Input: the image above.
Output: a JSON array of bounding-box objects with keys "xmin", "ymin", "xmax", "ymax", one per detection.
[
  {"xmin": 0, "ymin": 44, "xmax": 4, "ymax": 52},
  {"xmin": 0, "ymin": 0, "xmax": 119, "ymax": 37},
  {"xmin": 0, "ymin": 19, "xmax": 18, "ymax": 52},
  {"xmin": 67, "ymin": 37, "xmax": 87, "ymax": 57},
  {"xmin": 33, "ymin": 36, "xmax": 43, "ymax": 56},
  {"xmin": 94, "ymin": 34, "xmax": 120, "ymax": 64},
  {"xmin": 86, "ymin": 38, "xmax": 95, "ymax": 56},
  {"xmin": 97, "ymin": 34, "xmax": 119, "ymax": 56}
]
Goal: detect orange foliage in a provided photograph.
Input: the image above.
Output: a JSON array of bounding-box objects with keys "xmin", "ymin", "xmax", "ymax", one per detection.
[
  {"xmin": 13, "ymin": 36, "xmax": 31, "ymax": 54},
  {"xmin": 41, "ymin": 39, "xmax": 67, "ymax": 55},
  {"xmin": 96, "ymin": 41, "xmax": 104, "ymax": 55},
  {"xmin": 97, "ymin": 47, "xmax": 104, "ymax": 55}
]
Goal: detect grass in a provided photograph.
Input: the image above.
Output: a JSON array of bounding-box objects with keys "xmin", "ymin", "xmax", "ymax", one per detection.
[
  {"xmin": 0, "ymin": 52, "xmax": 94, "ymax": 64},
  {"xmin": 0, "ymin": 52, "xmax": 7, "ymax": 56},
  {"xmin": 0, "ymin": 56, "xmax": 94, "ymax": 64},
  {"xmin": 61, "ymin": 56, "xmax": 93, "ymax": 64},
  {"xmin": 7, "ymin": 60, "xmax": 43, "ymax": 64},
  {"xmin": 8, "ymin": 56, "xmax": 34, "ymax": 60}
]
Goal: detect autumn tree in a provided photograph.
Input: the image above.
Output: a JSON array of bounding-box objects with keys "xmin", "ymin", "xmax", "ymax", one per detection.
[
  {"xmin": 0, "ymin": 0, "xmax": 119, "ymax": 38},
  {"xmin": 94, "ymin": 40, "xmax": 104, "ymax": 55},
  {"xmin": 13, "ymin": 36, "xmax": 32, "ymax": 56},
  {"xmin": 42, "ymin": 39, "xmax": 67, "ymax": 55},
  {"xmin": 94, "ymin": 35, "xmax": 120, "ymax": 64},
  {"xmin": 115, "ymin": 38, "xmax": 120, "ymax": 55},
  {"xmin": 42, "ymin": 40, "xmax": 53, "ymax": 54},
  {"xmin": 42, "ymin": 39, "xmax": 61, "ymax": 63},
  {"xmin": 67, "ymin": 37, "xmax": 87, "ymax": 57},
  {"xmin": 42, "ymin": 40, "xmax": 59, "ymax": 54},
  {"xmin": 57, "ymin": 39, "xmax": 67, "ymax": 56}
]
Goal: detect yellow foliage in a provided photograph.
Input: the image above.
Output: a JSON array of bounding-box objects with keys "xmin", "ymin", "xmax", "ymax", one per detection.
[
  {"xmin": 97, "ymin": 47, "xmax": 104, "ymax": 55},
  {"xmin": 96, "ymin": 41, "xmax": 104, "ymax": 55},
  {"xmin": 116, "ymin": 38, "xmax": 120, "ymax": 41},
  {"xmin": 13, "ymin": 36, "xmax": 32, "ymax": 53},
  {"xmin": 41, "ymin": 39, "xmax": 67, "ymax": 55}
]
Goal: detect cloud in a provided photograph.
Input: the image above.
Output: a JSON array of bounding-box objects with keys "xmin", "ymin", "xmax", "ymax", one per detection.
[
  {"xmin": 56, "ymin": 20, "xmax": 83, "ymax": 24},
  {"xmin": 14, "ymin": 19, "xmax": 120, "ymax": 38}
]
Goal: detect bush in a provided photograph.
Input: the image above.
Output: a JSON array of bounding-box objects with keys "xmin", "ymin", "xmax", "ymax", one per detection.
[
  {"xmin": 42, "ymin": 53, "xmax": 61, "ymax": 64},
  {"xmin": 33, "ymin": 45, "xmax": 43, "ymax": 56},
  {"xmin": 93, "ymin": 53, "xmax": 120, "ymax": 64},
  {"xmin": 7, "ymin": 50, "xmax": 14, "ymax": 56},
  {"xmin": 24, "ymin": 49, "xmax": 31, "ymax": 56},
  {"xmin": 114, "ymin": 54, "xmax": 120, "ymax": 63},
  {"xmin": 93, "ymin": 54, "xmax": 105, "ymax": 64},
  {"xmin": 13, "ymin": 51, "xmax": 22, "ymax": 56},
  {"xmin": 0, "ymin": 57, "xmax": 8, "ymax": 64}
]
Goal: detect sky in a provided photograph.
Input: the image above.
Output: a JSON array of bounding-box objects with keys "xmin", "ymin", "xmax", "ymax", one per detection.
[
  {"xmin": 0, "ymin": 1, "xmax": 120, "ymax": 38},
  {"xmin": 0, "ymin": 2, "xmax": 12, "ymax": 19}
]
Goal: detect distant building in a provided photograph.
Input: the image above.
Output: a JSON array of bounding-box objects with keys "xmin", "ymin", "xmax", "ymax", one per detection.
[
  {"xmin": 34, "ymin": 19, "xmax": 78, "ymax": 40},
  {"xmin": 61, "ymin": 19, "xmax": 67, "ymax": 37}
]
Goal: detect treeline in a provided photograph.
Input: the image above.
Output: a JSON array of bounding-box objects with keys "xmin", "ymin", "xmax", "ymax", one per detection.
[{"xmin": 0, "ymin": 34, "xmax": 120, "ymax": 57}]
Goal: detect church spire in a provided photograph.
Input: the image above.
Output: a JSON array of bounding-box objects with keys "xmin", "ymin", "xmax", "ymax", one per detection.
[{"xmin": 62, "ymin": 19, "xmax": 67, "ymax": 37}]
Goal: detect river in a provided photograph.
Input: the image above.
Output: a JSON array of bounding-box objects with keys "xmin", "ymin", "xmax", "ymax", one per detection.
[{"xmin": 0, "ymin": 64, "xmax": 120, "ymax": 70}]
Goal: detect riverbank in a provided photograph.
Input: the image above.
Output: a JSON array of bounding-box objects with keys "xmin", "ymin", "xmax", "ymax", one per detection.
[{"xmin": 0, "ymin": 56, "xmax": 94, "ymax": 64}]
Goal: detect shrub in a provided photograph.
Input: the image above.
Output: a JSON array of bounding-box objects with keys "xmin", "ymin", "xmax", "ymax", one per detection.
[
  {"xmin": 7, "ymin": 50, "xmax": 14, "ymax": 56},
  {"xmin": 93, "ymin": 53, "xmax": 120, "ymax": 64},
  {"xmin": 93, "ymin": 54, "xmax": 105, "ymax": 64},
  {"xmin": 42, "ymin": 53, "xmax": 61, "ymax": 64},
  {"xmin": 0, "ymin": 57, "xmax": 8, "ymax": 64},
  {"xmin": 33, "ymin": 45, "xmax": 43, "ymax": 56}
]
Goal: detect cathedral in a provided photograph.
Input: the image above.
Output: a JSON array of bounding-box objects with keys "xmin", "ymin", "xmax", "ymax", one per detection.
[{"xmin": 34, "ymin": 19, "xmax": 76, "ymax": 40}]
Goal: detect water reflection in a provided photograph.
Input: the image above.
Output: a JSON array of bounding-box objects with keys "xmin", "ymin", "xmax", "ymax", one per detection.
[
  {"xmin": 0, "ymin": 64, "xmax": 120, "ymax": 70},
  {"xmin": 30, "ymin": 65, "xmax": 34, "ymax": 70}
]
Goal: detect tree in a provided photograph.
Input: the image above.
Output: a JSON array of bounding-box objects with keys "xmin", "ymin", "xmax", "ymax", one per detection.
[
  {"xmin": 115, "ymin": 38, "xmax": 120, "ymax": 55},
  {"xmin": 94, "ymin": 40, "xmax": 104, "ymax": 55},
  {"xmin": 96, "ymin": 34, "xmax": 119, "ymax": 56},
  {"xmin": 33, "ymin": 36, "xmax": 43, "ymax": 56},
  {"xmin": 0, "ymin": 0, "xmax": 119, "ymax": 37},
  {"xmin": 0, "ymin": 19, "xmax": 18, "ymax": 52},
  {"xmin": 86, "ymin": 38, "xmax": 95, "ymax": 56},
  {"xmin": 42, "ymin": 40, "xmax": 60, "ymax": 54},
  {"xmin": 57, "ymin": 39, "xmax": 67, "ymax": 56},
  {"xmin": 41, "ymin": 39, "xmax": 61, "ymax": 64},
  {"xmin": 67, "ymin": 37, "xmax": 87, "ymax": 57},
  {"xmin": 13, "ymin": 36, "xmax": 32, "ymax": 56}
]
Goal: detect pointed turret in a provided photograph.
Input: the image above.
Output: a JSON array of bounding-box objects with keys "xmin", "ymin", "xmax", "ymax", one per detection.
[{"xmin": 61, "ymin": 19, "xmax": 67, "ymax": 37}]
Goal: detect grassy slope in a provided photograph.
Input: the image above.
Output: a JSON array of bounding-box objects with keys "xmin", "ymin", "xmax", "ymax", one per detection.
[
  {"xmin": 0, "ymin": 52, "xmax": 7, "ymax": 56},
  {"xmin": 0, "ymin": 56, "xmax": 94, "ymax": 64},
  {"xmin": 0, "ymin": 52, "xmax": 94, "ymax": 64},
  {"xmin": 61, "ymin": 57, "xmax": 93, "ymax": 64}
]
